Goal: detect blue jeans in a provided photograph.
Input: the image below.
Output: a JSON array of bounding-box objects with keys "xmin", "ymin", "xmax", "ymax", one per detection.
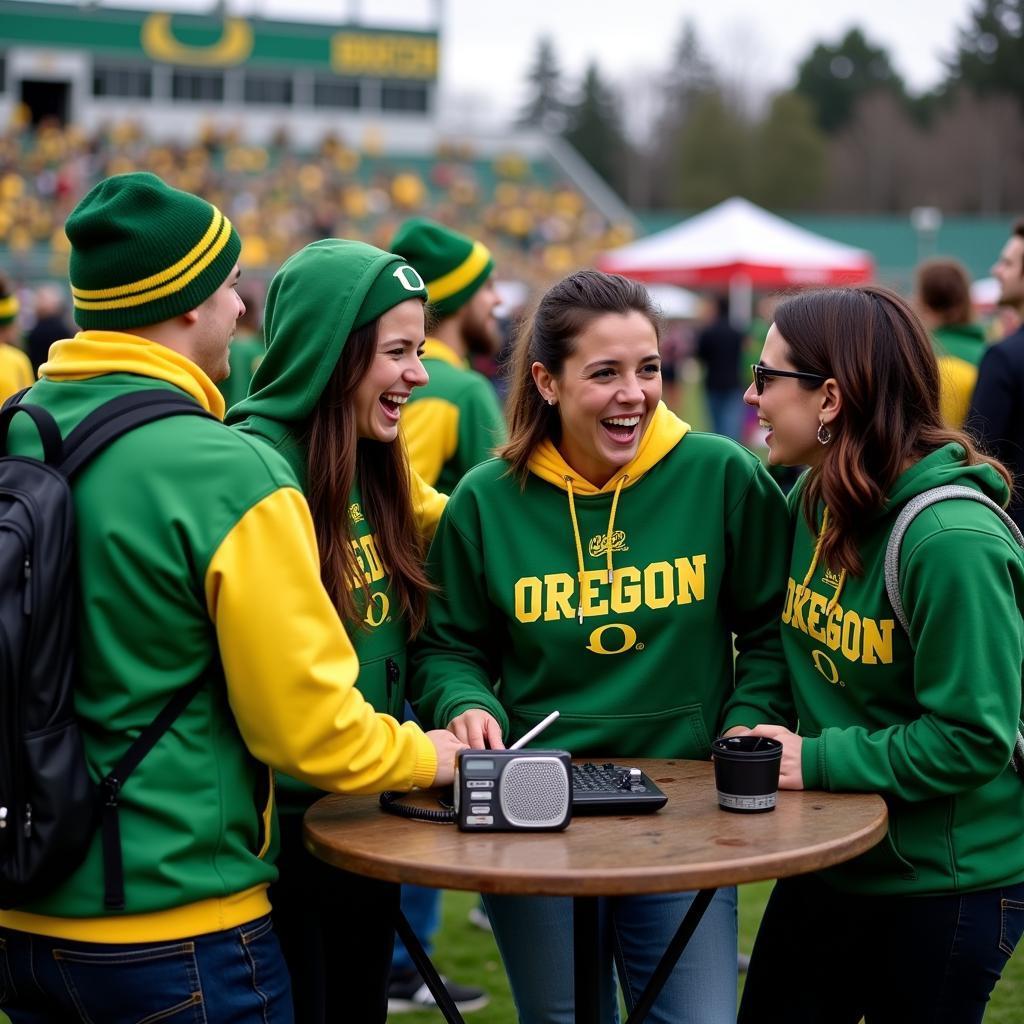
[
  {"xmin": 739, "ymin": 874, "xmax": 1024, "ymax": 1024},
  {"xmin": 706, "ymin": 389, "xmax": 745, "ymax": 441},
  {"xmin": 0, "ymin": 914, "xmax": 293, "ymax": 1023},
  {"xmin": 483, "ymin": 887, "xmax": 737, "ymax": 1024}
]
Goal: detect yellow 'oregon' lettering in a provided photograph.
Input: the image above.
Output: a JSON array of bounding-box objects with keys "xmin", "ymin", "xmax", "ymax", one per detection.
[
  {"xmin": 579, "ymin": 570, "xmax": 609, "ymax": 618},
  {"xmin": 514, "ymin": 577, "xmax": 541, "ymax": 623},
  {"xmin": 610, "ymin": 565, "xmax": 642, "ymax": 613},
  {"xmin": 359, "ymin": 535, "xmax": 385, "ymax": 583},
  {"xmin": 544, "ymin": 573, "xmax": 575, "ymax": 621},
  {"xmin": 806, "ymin": 591, "xmax": 827, "ymax": 644},
  {"xmin": 674, "ymin": 555, "xmax": 706, "ymax": 604},
  {"xmin": 644, "ymin": 562, "xmax": 674, "ymax": 609},
  {"xmin": 782, "ymin": 576, "xmax": 895, "ymax": 666},
  {"xmin": 840, "ymin": 611, "xmax": 861, "ymax": 661},
  {"xmin": 781, "ymin": 578, "xmax": 795, "ymax": 624},
  {"xmin": 862, "ymin": 617, "xmax": 894, "ymax": 665}
]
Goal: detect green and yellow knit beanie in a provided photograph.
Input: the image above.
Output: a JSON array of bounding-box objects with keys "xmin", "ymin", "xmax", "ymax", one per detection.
[
  {"xmin": 65, "ymin": 172, "xmax": 241, "ymax": 330},
  {"xmin": 390, "ymin": 217, "xmax": 493, "ymax": 320}
]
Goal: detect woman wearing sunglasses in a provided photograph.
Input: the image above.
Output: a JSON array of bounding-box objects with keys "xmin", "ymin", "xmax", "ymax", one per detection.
[{"xmin": 729, "ymin": 284, "xmax": 1024, "ymax": 1023}]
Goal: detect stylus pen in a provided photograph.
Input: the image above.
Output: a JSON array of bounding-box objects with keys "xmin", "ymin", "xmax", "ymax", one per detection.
[{"xmin": 509, "ymin": 710, "xmax": 560, "ymax": 750}]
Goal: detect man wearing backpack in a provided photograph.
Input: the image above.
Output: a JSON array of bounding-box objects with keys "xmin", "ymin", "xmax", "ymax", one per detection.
[{"xmin": 0, "ymin": 172, "xmax": 464, "ymax": 1023}]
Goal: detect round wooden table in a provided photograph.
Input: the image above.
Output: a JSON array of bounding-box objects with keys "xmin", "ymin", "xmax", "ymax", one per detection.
[{"xmin": 305, "ymin": 758, "xmax": 887, "ymax": 1023}]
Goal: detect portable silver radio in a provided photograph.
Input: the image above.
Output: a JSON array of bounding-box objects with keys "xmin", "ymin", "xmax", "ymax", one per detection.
[{"xmin": 454, "ymin": 749, "xmax": 572, "ymax": 831}]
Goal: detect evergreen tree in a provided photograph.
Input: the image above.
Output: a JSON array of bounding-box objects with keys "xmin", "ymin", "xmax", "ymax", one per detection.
[
  {"xmin": 795, "ymin": 28, "xmax": 907, "ymax": 133},
  {"xmin": 516, "ymin": 36, "xmax": 567, "ymax": 130},
  {"xmin": 671, "ymin": 88, "xmax": 751, "ymax": 209},
  {"xmin": 947, "ymin": 0, "xmax": 1024, "ymax": 100},
  {"xmin": 750, "ymin": 92, "xmax": 826, "ymax": 209},
  {"xmin": 563, "ymin": 62, "xmax": 630, "ymax": 195}
]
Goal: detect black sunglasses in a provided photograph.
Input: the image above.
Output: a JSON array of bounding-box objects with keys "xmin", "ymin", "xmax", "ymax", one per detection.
[{"xmin": 750, "ymin": 363, "xmax": 828, "ymax": 395}]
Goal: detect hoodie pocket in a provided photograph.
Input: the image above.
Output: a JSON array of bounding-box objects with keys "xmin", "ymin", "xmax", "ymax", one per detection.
[
  {"xmin": 354, "ymin": 654, "xmax": 405, "ymax": 718},
  {"xmin": 507, "ymin": 703, "xmax": 713, "ymax": 759}
]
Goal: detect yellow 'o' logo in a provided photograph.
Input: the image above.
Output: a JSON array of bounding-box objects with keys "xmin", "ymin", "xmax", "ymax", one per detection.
[
  {"xmin": 364, "ymin": 591, "xmax": 390, "ymax": 628},
  {"xmin": 586, "ymin": 622, "xmax": 638, "ymax": 655},
  {"xmin": 811, "ymin": 649, "xmax": 843, "ymax": 687}
]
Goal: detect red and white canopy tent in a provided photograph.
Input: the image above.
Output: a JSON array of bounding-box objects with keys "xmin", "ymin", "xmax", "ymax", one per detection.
[{"xmin": 597, "ymin": 197, "xmax": 874, "ymax": 318}]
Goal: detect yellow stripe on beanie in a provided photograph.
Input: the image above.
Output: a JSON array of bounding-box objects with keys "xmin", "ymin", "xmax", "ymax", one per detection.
[
  {"xmin": 0, "ymin": 294, "xmax": 18, "ymax": 321},
  {"xmin": 426, "ymin": 241, "xmax": 492, "ymax": 304},
  {"xmin": 73, "ymin": 212, "xmax": 233, "ymax": 311}
]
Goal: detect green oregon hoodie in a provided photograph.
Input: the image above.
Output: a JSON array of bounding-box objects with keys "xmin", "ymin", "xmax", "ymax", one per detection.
[
  {"xmin": 227, "ymin": 240, "xmax": 446, "ymax": 810},
  {"xmin": 410, "ymin": 407, "xmax": 793, "ymax": 756},
  {"xmin": 731, "ymin": 445, "xmax": 1024, "ymax": 895},
  {"xmin": 0, "ymin": 331, "xmax": 436, "ymax": 944}
]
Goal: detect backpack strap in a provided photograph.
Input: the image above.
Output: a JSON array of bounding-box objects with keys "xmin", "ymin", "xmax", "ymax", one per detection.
[
  {"xmin": 99, "ymin": 677, "xmax": 205, "ymax": 910},
  {"xmin": 884, "ymin": 484, "xmax": 1024, "ymax": 779},
  {"xmin": 59, "ymin": 391, "xmax": 215, "ymax": 480},
  {"xmin": 0, "ymin": 392, "xmax": 63, "ymax": 465},
  {"xmin": 56, "ymin": 391, "xmax": 217, "ymax": 909}
]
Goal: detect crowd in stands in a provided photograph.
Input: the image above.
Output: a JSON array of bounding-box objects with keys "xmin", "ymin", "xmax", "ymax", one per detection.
[{"xmin": 0, "ymin": 116, "xmax": 632, "ymax": 291}]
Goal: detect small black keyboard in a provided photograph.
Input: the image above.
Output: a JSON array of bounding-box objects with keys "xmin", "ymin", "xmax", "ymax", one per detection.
[{"xmin": 571, "ymin": 762, "xmax": 668, "ymax": 814}]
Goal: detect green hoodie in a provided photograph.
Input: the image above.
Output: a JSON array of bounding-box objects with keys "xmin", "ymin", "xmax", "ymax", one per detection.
[
  {"xmin": 732, "ymin": 445, "xmax": 1024, "ymax": 895},
  {"xmin": 410, "ymin": 408, "xmax": 793, "ymax": 757},
  {"xmin": 0, "ymin": 331, "xmax": 436, "ymax": 943},
  {"xmin": 227, "ymin": 240, "xmax": 446, "ymax": 809}
]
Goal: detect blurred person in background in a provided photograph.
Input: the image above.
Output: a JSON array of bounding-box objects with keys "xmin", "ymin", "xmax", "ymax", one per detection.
[
  {"xmin": 25, "ymin": 284, "xmax": 74, "ymax": 373},
  {"xmin": 696, "ymin": 294, "xmax": 747, "ymax": 441},
  {"xmin": 0, "ymin": 273, "xmax": 33, "ymax": 401},
  {"xmin": 227, "ymin": 240, "xmax": 463, "ymax": 1024},
  {"xmin": 915, "ymin": 258, "xmax": 986, "ymax": 428},
  {"xmin": 411, "ymin": 269, "xmax": 791, "ymax": 1024},
  {"xmin": 968, "ymin": 219, "xmax": 1024, "ymax": 530},
  {"xmin": 385, "ymin": 216, "xmax": 503, "ymax": 1013},
  {"xmin": 217, "ymin": 283, "xmax": 265, "ymax": 413},
  {"xmin": 391, "ymin": 217, "xmax": 506, "ymax": 493}
]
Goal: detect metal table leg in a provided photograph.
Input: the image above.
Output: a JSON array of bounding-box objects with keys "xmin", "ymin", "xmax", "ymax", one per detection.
[
  {"xmin": 623, "ymin": 887, "xmax": 718, "ymax": 1024},
  {"xmin": 394, "ymin": 908, "xmax": 466, "ymax": 1024},
  {"xmin": 573, "ymin": 895, "xmax": 602, "ymax": 1022}
]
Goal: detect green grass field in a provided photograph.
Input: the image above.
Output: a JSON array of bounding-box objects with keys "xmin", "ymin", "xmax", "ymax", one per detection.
[{"xmin": 399, "ymin": 885, "xmax": 1023, "ymax": 1023}]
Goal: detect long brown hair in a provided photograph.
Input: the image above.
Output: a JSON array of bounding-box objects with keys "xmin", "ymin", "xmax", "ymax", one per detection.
[
  {"xmin": 499, "ymin": 270, "xmax": 663, "ymax": 484},
  {"xmin": 775, "ymin": 285, "xmax": 1011, "ymax": 576},
  {"xmin": 305, "ymin": 319, "xmax": 432, "ymax": 636}
]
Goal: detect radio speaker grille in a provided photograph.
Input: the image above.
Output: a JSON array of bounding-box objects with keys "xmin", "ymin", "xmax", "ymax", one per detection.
[{"xmin": 499, "ymin": 757, "xmax": 570, "ymax": 827}]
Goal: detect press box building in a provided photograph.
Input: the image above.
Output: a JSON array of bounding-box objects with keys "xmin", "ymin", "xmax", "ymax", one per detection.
[{"xmin": 0, "ymin": 0, "xmax": 441, "ymax": 149}]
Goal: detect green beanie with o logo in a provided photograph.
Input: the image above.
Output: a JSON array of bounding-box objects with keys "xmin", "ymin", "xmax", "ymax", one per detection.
[
  {"xmin": 390, "ymin": 217, "xmax": 493, "ymax": 320},
  {"xmin": 65, "ymin": 172, "xmax": 241, "ymax": 330}
]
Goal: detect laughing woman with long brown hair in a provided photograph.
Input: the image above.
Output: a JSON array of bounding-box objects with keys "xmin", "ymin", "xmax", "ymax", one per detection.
[
  {"xmin": 732, "ymin": 285, "xmax": 1024, "ymax": 1023},
  {"xmin": 227, "ymin": 239, "xmax": 463, "ymax": 1024}
]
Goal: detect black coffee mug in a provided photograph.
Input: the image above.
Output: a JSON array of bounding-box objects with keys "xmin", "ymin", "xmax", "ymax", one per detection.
[{"xmin": 711, "ymin": 735, "xmax": 783, "ymax": 813}]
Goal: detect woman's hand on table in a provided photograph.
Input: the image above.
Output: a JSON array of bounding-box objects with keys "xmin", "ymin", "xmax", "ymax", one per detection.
[
  {"xmin": 727, "ymin": 724, "xmax": 805, "ymax": 790},
  {"xmin": 426, "ymin": 730, "xmax": 468, "ymax": 787},
  {"xmin": 447, "ymin": 709, "xmax": 506, "ymax": 750}
]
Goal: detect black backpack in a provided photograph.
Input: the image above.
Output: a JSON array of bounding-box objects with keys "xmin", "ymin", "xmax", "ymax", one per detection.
[{"xmin": 0, "ymin": 389, "xmax": 214, "ymax": 910}]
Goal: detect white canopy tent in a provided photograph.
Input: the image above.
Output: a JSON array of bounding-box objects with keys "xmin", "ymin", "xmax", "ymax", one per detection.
[{"xmin": 598, "ymin": 197, "xmax": 874, "ymax": 318}]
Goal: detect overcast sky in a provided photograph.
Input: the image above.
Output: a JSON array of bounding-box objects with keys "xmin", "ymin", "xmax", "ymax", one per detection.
[{"xmin": 51, "ymin": 0, "xmax": 979, "ymax": 124}]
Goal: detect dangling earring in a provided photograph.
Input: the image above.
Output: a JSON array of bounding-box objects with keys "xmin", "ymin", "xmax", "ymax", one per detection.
[{"xmin": 817, "ymin": 420, "xmax": 832, "ymax": 446}]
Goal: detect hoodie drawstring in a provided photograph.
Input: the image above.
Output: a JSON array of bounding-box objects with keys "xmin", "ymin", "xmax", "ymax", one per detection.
[
  {"xmin": 565, "ymin": 474, "xmax": 628, "ymax": 623},
  {"xmin": 606, "ymin": 474, "xmax": 627, "ymax": 583},
  {"xmin": 802, "ymin": 507, "xmax": 846, "ymax": 614}
]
